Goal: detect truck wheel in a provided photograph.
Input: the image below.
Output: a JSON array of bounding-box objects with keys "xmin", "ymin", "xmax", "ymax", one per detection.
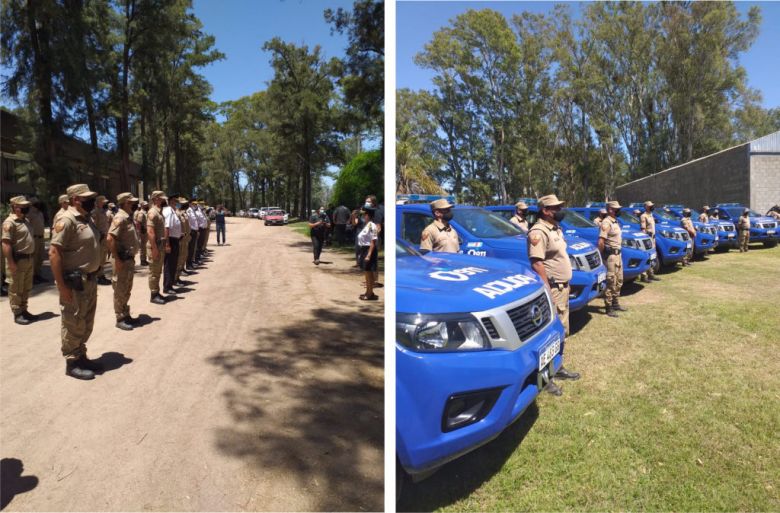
[{"xmin": 764, "ymin": 240, "xmax": 778, "ymax": 248}]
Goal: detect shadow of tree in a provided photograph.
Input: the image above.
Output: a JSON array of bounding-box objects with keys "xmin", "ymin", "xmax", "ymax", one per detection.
[
  {"xmin": 0, "ymin": 458, "xmax": 39, "ymax": 511},
  {"xmin": 207, "ymin": 303, "xmax": 384, "ymax": 511},
  {"xmin": 398, "ymin": 403, "xmax": 540, "ymax": 512}
]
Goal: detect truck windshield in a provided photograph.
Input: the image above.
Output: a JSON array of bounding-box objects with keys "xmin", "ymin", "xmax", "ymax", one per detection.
[
  {"xmin": 655, "ymin": 210, "xmax": 678, "ymax": 221},
  {"xmin": 618, "ymin": 211, "xmax": 641, "ymax": 225},
  {"xmin": 453, "ymin": 208, "xmax": 523, "ymax": 239},
  {"xmin": 563, "ymin": 209, "xmax": 596, "ymax": 228},
  {"xmin": 397, "ymin": 240, "xmax": 420, "ymax": 257}
]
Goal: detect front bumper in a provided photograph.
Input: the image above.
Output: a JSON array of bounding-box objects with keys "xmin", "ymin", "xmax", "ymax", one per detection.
[
  {"xmin": 622, "ymin": 248, "xmax": 653, "ymax": 280},
  {"xmin": 569, "ymin": 266, "xmax": 606, "ymax": 311},
  {"xmin": 749, "ymin": 228, "xmax": 778, "ymax": 242},
  {"xmin": 656, "ymin": 236, "xmax": 687, "ymax": 264},
  {"xmin": 396, "ymin": 319, "xmax": 565, "ymax": 476},
  {"xmin": 693, "ymin": 234, "xmax": 716, "ymax": 254}
]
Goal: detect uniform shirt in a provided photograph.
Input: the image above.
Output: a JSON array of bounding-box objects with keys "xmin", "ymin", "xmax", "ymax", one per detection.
[
  {"xmin": 195, "ymin": 207, "xmax": 208, "ymax": 229},
  {"xmin": 134, "ymin": 209, "xmax": 148, "ymax": 237},
  {"xmin": 91, "ymin": 207, "xmax": 109, "ymax": 238},
  {"xmin": 178, "ymin": 209, "xmax": 190, "ymax": 235},
  {"xmin": 357, "ymin": 221, "xmax": 378, "ymax": 247},
  {"xmin": 681, "ymin": 217, "xmax": 696, "ymax": 235},
  {"xmin": 509, "ymin": 215, "xmax": 529, "ymax": 233},
  {"xmin": 106, "ymin": 210, "xmax": 115, "ymax": 225},
  {"xmin": 162, "ymin": 205, "xmax": 182, "ymax": 239},
  {"xmin": 737, "ymin": 216, "xmax": 750, "ymax": 232},
  {"xmin": 594, "ymin": 216, "xmax": 606, "ymax": 228},
  {"xmin": 698, "ymin": 213, "xmax": 709, "ymax": 223},
  {"xmin": 640, "ymin": 212, "xmax": 656, "ymax": 236},
  {"xmin": 599, "ymin": 216, "xmax": 622, "ymax": 249},
  {"xmin": 52, "ymin": 207, "xmax": 68, "ymax": 227},
  {"xmin": 186, "ymin": 206, "xmax": 199, "ymax": 231},
  {"xmin": 1, "ymin": 214, "xmax": 35, "ymax": 255},
  {"xmin": 527, "ymin": 219, "xmax": 573, "ymax": 283},
  {"xmin": 147, "ymin": 205, "xmax": 165, "ymax": 241},
  {"xmin": 108, "ymin": 209, "xmax": 140, "ymax": 256},
  {"xmin": 28, "ymin": 207, "xmax": 45, "ymax": 236},
  {"xmin": 50, "ymin": 206, "xmax": 101, "ymax": 273},
  {"xmin": 420, "ymin": 220, "xmax": 459, "ymax": 253}
]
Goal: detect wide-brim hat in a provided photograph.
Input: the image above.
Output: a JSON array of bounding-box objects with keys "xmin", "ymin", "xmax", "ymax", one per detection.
[
  {"xmin": 10, "ymin": 195, "xmax": 31, "ymax": 207},
  {"xmin": 515, "ymin": 201, "xmax": 529, "ymax": 210},
  {"xmin": 644, "ymin": 201, "xmax": 654, "ymax": 208},
  {"xmin": 538, "ymin": 194, "xmax": 565, "ymax": 208},
  {"xmin": 606, "ymin": 200, "xmax": 622, "ymax": 209},
  {"xmin": 430, "ymin": 198, "xmax": 453, "ymax": 210}
]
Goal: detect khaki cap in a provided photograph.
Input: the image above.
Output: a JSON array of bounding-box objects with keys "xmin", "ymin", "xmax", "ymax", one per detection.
[
  {"xmin": 599, "ymin": 208, "xmax": 607, "ymax": 215},
  {"xmin": 67, "ymin": 184, "xmax": 98, "ymax": 199},
  {"xmin": 606, "ymin": 200, "xmax": 622, "ymax": 209},
  {"xmin": 644, "ymin": 201, "xmax": 654, "ymax": 208},
  {"xmin": 150, "ymin": 190, "xmax": 167, "ymax": 200},
  {"xmin": 117, "ymin": 192, "xmax": 138, "ymax": 204},
  {"xmin": 430, "ymin": 198, "xmax": 453, "ymax": 210},
  {"xmin": 515, "ymin": 201, "xmax": 529, "ymax": 210},
  {"xmin": 702, "ymin": 205, "xmax": 710, "ymax": 210},
  {"xmin": 538, "ymin": 194, "xmax": 565, "ymax": 208},
  {"xmin": 58, "ymin": 194, "xmax": 69, "ymax": 204},
  {"xmin": 96, "ymin": 195, "xmax": 107, "ymax": 203},
  {"xmin": 140, "ymin": 200, "xmax": 148, "ymax": 207},
  {"xmin": 10, "ymin": 195, "xmax": 31, "ymax": 207},
  {"xmin": 682, "ymin": 207, "xmax": 691, "ymax": 214},
  {"xmin": 108, "ymin": 202, "xmax": 116, "ymax": 208}
]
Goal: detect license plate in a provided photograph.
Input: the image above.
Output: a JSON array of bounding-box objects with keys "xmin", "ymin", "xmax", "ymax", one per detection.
[
  {"xmin": 538, "ymin": 337, "xmax": 561, "ymax": 371},
  {"xmin": 686, "ymin": 242, "xmax": 692, "ymax": 249},
  {"xmin": 728, "ymin": 233, "xmax": 735, "ymax": 238},
  {"xmin": 598, "ymin": 272, "xmax": 606, "ymax": 282},
  {"xmin": 768, "ymin": 230, "xmax": 775, "ymax": 236}
]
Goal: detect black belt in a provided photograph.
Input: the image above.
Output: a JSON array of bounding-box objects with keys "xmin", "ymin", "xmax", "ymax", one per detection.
[
  {"xmin": 549, "ymin": 279, "xmax": 570, "ymax": 288},
  {"xmin": 34, "ymin": 235, "xmax": 44, "ymax": 239},
  {"xmin": 12, "ymin": 252, "xmax": 34, "ymax": 260},
  {"xmin": 603, "ymin": 247, "xmax": 622, "ymax": 256}
]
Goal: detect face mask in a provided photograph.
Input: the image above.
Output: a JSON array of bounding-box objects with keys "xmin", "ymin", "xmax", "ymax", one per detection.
[
  {"xmin": 181, "ymin": 204, "xmax": 189, "ymax": 209},
  {"xmin": 131, "ymin": 204, "xmax": 139, "ymax": 212},
  {"xmin": 441, "ymin": 211, "xmax": 454, "ymax": 222},
  {"xmin": 649, "ymin": 206, "xmax": 655, "ymax": 212},
  {"xmin": 553, "ymin": 210, "xmax": 566, "ymax": 222},
  {"xmin": 614, "ymin": 209, "xmax": 621, "ymax": 216},
  {"xmin": 364, "ymin": 202, "xmax": 372, "ymax": 209},
  {"xmin": 81, "ymin": 198, "xmax": 96, "ymax": 212},
  {"xmin": 517, "ymin": 210, "xmax": 527, "ymax": 217},
  {"xmin": 20, "ymin": 206, "xmax": 30, "ymax": 215},
  {"xmin": 103, "ymin": 204, "xmax": 109, "ymax": 211}
]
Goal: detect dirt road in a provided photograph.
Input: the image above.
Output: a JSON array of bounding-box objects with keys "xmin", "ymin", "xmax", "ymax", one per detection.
[{"xmin": 0, "ymin": 218, "xmax": 384, "ymax": 512}]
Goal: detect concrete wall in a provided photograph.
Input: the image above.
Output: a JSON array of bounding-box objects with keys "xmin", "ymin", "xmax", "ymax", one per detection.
[
  {"xmin": 616, "ymin": 144, "xmax": 751, "ymax": 209},
  {"xmin": 750, "ymin": 154, "xmax": 780, "ymax": 214}
]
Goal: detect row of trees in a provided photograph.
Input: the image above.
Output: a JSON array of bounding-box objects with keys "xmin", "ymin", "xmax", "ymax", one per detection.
[
  {"xmin": 397, "ymin": 2, "xmax": 780, "ymax": 205},
  {"xmin": 199, "ymin": 0, "xmax": 384, "ymax": 217},
  {"xmin": 2, "ymin": 0, "xmax": 222, "ymax": 203}
]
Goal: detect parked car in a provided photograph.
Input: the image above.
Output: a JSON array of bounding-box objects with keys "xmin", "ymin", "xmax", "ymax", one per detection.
[
  {"xmin": 264, "ymin": 209, "xmax": 285, "ymax": 226},
  {"xmin": 397, "ymin": 203, "xmax": 606, "ymax": 312},
  {"xmin": 396, "ymin": 238, "xmax": 565, "ymax": 496},
  {"xmin": 248, "ymin": 208, "xmax": 259, "ymax": 218},
  {"xmin": 657, "ymin": 205, "xmax": 718, "ymax": 255},
  {"xmin": 711, "ymin": 203, "xmax": 778, "ymax": 248}
]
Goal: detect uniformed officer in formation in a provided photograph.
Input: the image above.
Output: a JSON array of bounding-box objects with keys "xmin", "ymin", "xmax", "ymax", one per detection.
[
  {"xmin": 709, "ymin": 208, "xmax": 720, "ymax": 221},
  {"xmin": 639, "ymin": 201, "xmax": 660, "ymax": 283},
  {"xmin": 52, "ymin": 194, "xmax": 69, "ymax": 226},
  {"xmin": 108, "ymin": 192, "xmax": 141, "ymax": 331},
  {"xmin": 599, "ymin": 200, "xmax": 625, "ymax": 318},
  {"xmin": 146, "ymin": 191, "xmax": 167, "ymax": 304},
  {"xmin": 527, "ymin": 194, "xmax": 580, "ymax": 395},
  {"xmin": 91, "ymin": 195, "xmax": 112, "ymax": 285},
  {"xmin": 699, "ymin": 206, "xmax": 710, "ymax": 223},
  {"xmin": 509, "ymin": 201, "xmax": 530, "ymax": 233},
  {"xmin": 27, "ymin": 197, "xmax": 48, "ymax": 284},
  {"xmin": 737, "ymin": 208, "xmax": 751, "ymax": 252},
  {"xmin": 594, "ymin": 208, "xmax": 607, "ymax": 228},
  {"xmin": 2, "ymin": 196, "xmax": 38, "ymax": 325},
  {"xmin": 420, "ymin": 198, "xmax": 460, "ymax": 253},
  {"xmin": 134, "ymin": 200, "xmax": 149, "ymax": 266},
  {"xmin": 175, "ymin": 197, "xmax": 191, "ymax": 284},
  {"xmin": 767, "ymin": 206, "xmax": 780, "ymax": 221},
  {"xmin": 50, "ymin": 184, "xmax": 103, "ymax": 380},
  {"xmin": 680, "ymin": 208, "xmax": 696, "ymax": 266}
]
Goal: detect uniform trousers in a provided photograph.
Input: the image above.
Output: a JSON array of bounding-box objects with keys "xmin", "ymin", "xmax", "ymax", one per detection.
[
  {"xmin": 163, "ymin": 237, "xmax": 180, "ymax": 291},
  {"xmin": 5, "ymin": 256, "xmax": 33, "ymax": 314},
  {"xmin": 60, "ymin": 276, "xmax": 97, "ymax": 360}
]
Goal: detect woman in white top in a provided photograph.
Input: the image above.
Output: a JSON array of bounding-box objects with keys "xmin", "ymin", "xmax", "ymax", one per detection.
[{"xmin": 357, "ymin": 207, "xmax": 379, "ymax": 300}]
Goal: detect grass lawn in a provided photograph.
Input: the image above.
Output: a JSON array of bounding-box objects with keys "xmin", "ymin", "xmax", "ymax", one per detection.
[{"xmin": 399, "ymin": 244, "xmax": 780, "ymax": 512}]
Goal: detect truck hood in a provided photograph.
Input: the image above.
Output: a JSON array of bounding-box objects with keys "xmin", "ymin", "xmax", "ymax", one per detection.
[{"xmin": 397, "ymin": 252, "xmax": 543, "ymax": 314}]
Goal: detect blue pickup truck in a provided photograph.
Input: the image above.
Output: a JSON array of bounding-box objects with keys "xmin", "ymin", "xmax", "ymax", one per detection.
[
  {"xmin": 571, "ymin": 205, "xmax": 690, "ymax": 268},
  {"xmin": 657, "ymin": 205, "xmax": 718, "ymax": 255},
  {"xmin": 396, "ymin": 239, "xmax": 565, "ymax": 494},
  {"xmin": 486, "ymin": 204, "xmax": 655, "ymax": 282},
  {"xmin": 633, "ymin": 204, "xmax": 737, "ymax": 251},
  {"xmin": 711, "ymin": 203, "xmax": 778, "ymax": 248},
  {"xmin": 397, "ymin": 203, "xmax": 606, "ymax": 312}
]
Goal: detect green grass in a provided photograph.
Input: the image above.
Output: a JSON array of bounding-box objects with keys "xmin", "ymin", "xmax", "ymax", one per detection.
[
  {"xmin": 400, "ymin": 245, "xmax": 780, "ymax": 512},
  {"xmin": 286, "ymin": 220, "xmax": 385, "ymax": 270}
]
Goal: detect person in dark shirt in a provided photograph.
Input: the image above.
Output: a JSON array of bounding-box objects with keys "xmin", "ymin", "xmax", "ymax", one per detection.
[
  {"xmin": 215, "ymin": 206, "xmax": 227, "ymax": 245},
  {"xmin": 308, "ymin": 206, "xmax": 331, "ymax": 265},
  {"xmin": 332, "ymin": 204, "xmax": 351, "ymax": 245}
]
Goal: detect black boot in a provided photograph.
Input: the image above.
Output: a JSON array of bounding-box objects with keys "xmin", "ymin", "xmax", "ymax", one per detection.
[
  {"xmin": 116, "ymin": 318, "xmax": 134, "ymax": 331},
  {"xmin": 140, "ymin": 259, "xmax": 149, "ymax": 266},
  {"xmin": 125, "ymin": 315, "xmax": 139, "ymax": 325},
  {"xmin": 641, "ymin": 275, "xmax": 650, "ymax": 283},
  {"xmin": 66, "ymin": 360, "xmax": 95, "ymax": 380},
  {"xmin": 544, "ymin": 379, "xmax": 563, "ymax": 396},
  {"xmin": 21, "ymin": 310, "xmax": 38, "ymax": 322},
  {"xmin": 151, "ymin": 293, "xmax": 166, "ymax": 305},
  {"xmin": 13, "ymin": 313, "xmax": 31, "ymax": 325},
  {"xmin": 612, "ymin": 299, "xmax": 627, "ymax": 312},
  {"xmin": 77, "ymin": 355, "xmax": 104, "ymax": 373},
  {"xmin": 606, "ymin": 305, "xmax": 619, "ymax": 318},
  {"xmin": 555, "ymin": 367, "xmax": 581, "ymax": 381},
  {"xmin": 97, "ymin": 276, "xmax": 111, "ymax": 285}
]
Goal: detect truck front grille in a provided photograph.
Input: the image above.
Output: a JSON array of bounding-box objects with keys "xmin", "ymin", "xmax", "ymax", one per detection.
[{"xmin": 507, "ymin": 293, "xmax": 552, "ymax": 342}]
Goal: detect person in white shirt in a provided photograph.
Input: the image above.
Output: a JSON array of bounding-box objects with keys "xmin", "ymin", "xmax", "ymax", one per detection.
[
  {"xmin": 162, "ymin": 194, "xmax": 183, "ymax": 294},
  {"xmin": 186, "ymin": 202, "xmax": 199, "ymax": 270},
  {"xmin": 357, "ymin": 207, "xmax": 379, "ymax": 301},
  {"xmin": 195, "ymin": 202, "xmax": 208, "ymax": 261}
]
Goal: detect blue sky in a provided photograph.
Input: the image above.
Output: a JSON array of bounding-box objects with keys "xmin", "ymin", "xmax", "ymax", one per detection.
[{"xmin": 397, "ymin": 1, "xmax": 780, "ymax": 109}]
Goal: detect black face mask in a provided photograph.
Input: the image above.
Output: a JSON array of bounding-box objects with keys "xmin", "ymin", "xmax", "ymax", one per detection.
[
  {"xmin": 20, "ymin": 206, "xmax": 30, "ymax": 215},
  {"xmin": 441, "ymin": 211, "xmax": 454, "ymax": 222},
  {"xmin": 131, "ymin": 204, "xmax": 139, "ymax": 212},
  {"xmin": 103, "ymin": 204, "xmax": 110, "ymax": 211},
  {"xmin": 553, "ymin": 210, "xmax": 566, "ymax": 222},
  {"xmin": 81, "ymin": 198, "xmax": 96, "ymax": 213},
  {"xmin": 614, "ymin": 209, "xmax": 622, "ymax": 217},
  {"xmin": 685, "ymin": 212, "xmax": 691, "ymax": 218},
  {"xmin": 649, "ymin": 206, "xmax": 655, "ymax": 212},
  {"xmin": 517, "ymin": 210, "xmax": 528, "ymax": 217}
]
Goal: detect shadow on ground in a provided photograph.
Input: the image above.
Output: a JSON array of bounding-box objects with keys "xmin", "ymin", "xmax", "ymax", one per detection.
[
  {"xmin": 398, "ymin": 403, "xmax": 540, "ymax": 512},
  {"xmin": 93, "ymin": 352, "xmax": 133, "ymax": 374},
  {"xmin": 0, "ymin": 458, "xmax": 38, "ymax": 511},
  {"xmin": 206, "ymin": 302, "xmax": 384, "ymax": 511}
]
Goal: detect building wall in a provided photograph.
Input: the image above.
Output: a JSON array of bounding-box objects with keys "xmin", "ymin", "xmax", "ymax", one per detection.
[
  {"xmin": 750, "ymin": 154, "xmax": 780, "ymax": 214},
  {"xmin": 616, "ymin": 144, "xmax": 751, "ymax": 209}
]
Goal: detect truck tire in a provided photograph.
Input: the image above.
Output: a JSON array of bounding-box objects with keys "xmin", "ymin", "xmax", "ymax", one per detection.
[{"xmin": 764, "ymin": 240, "xmax": 777, "ymax": 248}]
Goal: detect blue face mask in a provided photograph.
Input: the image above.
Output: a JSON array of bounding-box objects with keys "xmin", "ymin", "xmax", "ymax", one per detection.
[{"xmin": 364, "ymin": 202, "xmax": 372, "ymax": 209}]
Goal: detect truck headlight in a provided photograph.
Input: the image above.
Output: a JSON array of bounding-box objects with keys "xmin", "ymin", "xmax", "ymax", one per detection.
[
  {"xmin": 659, "ymin": 229, "xmax": 671, "ymax": 238},
  {"xmin": 397, "ymin": 313, "xmax": 490, "ymax": 351},
  {"xmin": 569, "ymin": 255, "xmax": 581, "ymax": 270}
]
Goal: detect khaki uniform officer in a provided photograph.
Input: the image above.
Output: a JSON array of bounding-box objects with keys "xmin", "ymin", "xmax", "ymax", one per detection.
[
  {"xmin": 680, "ymin": 208, "xmax": 696, "ymax": 266},
  {"xmin": 699, "ymin": 206, "xmax": 710, "ymax": 224},
  {"xmin": 527, "ymin": 194, "xmax": 580, "ymax": 396},
  {"xmin": 108, "ymin": 193, "xmax": 141, "ymax": 331},
  {"xmin": 91, "ymin": 195, "xmax": 112, "ymax": 285},
  {"xmin": 27, "ymin": 198, "xmax": 47, "ymax": 283},
  {"xmin": 594, "ymin": 208, "xmax": 607, "ymax": 228},
  {"xmin": 420, "ymin": 198, "xmax": 460, "ymax": 253},
  {"xmin": 639, "ymin": 201, "xmax": 660, "ymax": 283},
  {"xmin": 2, "ymin": 196, "xmax": 37, "ymax": 325},
  {"xmin": 599, "ymin": 200, "xmax": 625, "ymax": 317},
  {"xmin": 509, "ymin": 201, "xmax": 530, "ymax": 233},
  {"xmin": 146, "ymin": 191, "xmax": 167, "ymax": 304},
  {"xmin": 737, "ymin": 209, "xmax": 751, "ymax": 252},
  {"xmin": 50, "ymin": 184, "xmax": 103, "ymax": 380},
  {"xmin": 175, "ymin": 198, "xmax": 191, "ymax": 284},
  {"xmin": 134, "ymin": 201, "xmax": 149, "ymax": 265},
  {"xmin": 52, "ymin": 194, "xmax": 69, "ymax": 226}
]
